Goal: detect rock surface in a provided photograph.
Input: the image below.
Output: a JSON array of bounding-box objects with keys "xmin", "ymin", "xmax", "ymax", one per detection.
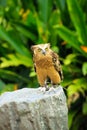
[{"xmin": 0, "ymin": 86, "xmax": 68, "ymax": 130}]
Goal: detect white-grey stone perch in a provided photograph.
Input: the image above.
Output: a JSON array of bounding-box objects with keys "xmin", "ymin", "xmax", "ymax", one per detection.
[{"xmin": 0, "ymin": 86, "xmax": 68, "ymax": 130}]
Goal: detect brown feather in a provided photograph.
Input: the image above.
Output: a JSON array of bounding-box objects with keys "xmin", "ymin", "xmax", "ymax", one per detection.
[
  {"xmin": 31, "ymin": 43, "xmax": 63, "ymax": 86},
  {"xmin": 51, "ymin": 51, "xmax": 63, "ymax": 80}
]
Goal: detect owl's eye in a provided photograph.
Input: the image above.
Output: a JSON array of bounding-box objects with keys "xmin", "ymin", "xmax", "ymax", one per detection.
[
  {"xmin": 45, "ymin": 47, "xmax": 48, "ymax": 51},
  {"xmin": 38, "ymin": 48, "xmax": 42, "ymax": 52}
]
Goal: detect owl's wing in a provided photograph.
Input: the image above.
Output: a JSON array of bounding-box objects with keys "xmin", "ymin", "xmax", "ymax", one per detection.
[{"xmin": 51, "ymin": 51, "xmax": 63, "ymax": 80}]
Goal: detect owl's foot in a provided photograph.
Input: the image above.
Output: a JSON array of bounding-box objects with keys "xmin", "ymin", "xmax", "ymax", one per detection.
[
  {"xmin": 49, "ymin": 86, "xmax": 56, "ymax": 92},
  {"xmin": 38, "ymin": 87, "xmax": 46, "ymax": 92},
  {"xmin": 38, "ymin": 86, "xmax": 49, "ymax": 92}
]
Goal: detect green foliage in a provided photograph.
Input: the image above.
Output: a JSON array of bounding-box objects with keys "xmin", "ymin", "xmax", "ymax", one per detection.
[
  {"xmin": 0, "ymin": 0, "xmax": 87, "ymax": 129},
  {"xmin": 83, "ymin": 101, "xmax": 87, "ymax": 115},
  {"xmin": 82, "ymin": 62, "xmax": 87, "ymax": 76}
]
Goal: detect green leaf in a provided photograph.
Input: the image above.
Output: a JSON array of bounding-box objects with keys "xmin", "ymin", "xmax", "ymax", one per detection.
[
  {"xmin": 82, "ymin": 62, "xmax": 87, "ymax": 76},
  {"xmin": 0, "ymin": 84, "xmax": 15, "ymax": 94},
  {"xmin": 29, "ymin": 71, "xmax": 36, "ymax": 77},
  {"xmin": 50, "ymin": 10, "xmax": 62, "ymax": 26},
  {"xmin": 64, "ymin": 54, "xmax": 77, "ymax": 65},
  {"xmin": 67, "ymin": 0, "xmax": 87, "ymax": 45},
  {"xmin": 0, "ymin": 0, "xmax": 7, "ymax": 7},
  {"xmin": 67, "ymin": 84, "xmax": 80, "ymax": 96},
  {"xmin": 55, "ymin": 0, "xmax": 66, "ymax": 11},
  {"xmin": 13, "ymin": 22, "xmax": 37, "ymax": 41},
  {"xmin": 0, "ymin": 26, "xmax": 30, "ymax": 57},
  {"xmin": 54, "ymin": 25, "xmax": 80, "ymax": 49},
  {"xmin": 0, "ymin": 69, "xmax": 29, "ymax": 83},
  {"xmin": 38, "ymin": 0, "xmax": 53, "ymax": 24},
  {"xmin": 83, "ymin": 102, "xmax": 87, "ymax": 115},
  {"xmin": 0, "ymin": 53, "xmax": 33, "ymax": 68},
  {"xmin": 61, "ymin": 78, "xmax": 72, "ymax": 87},
  {"xmin": 54, "ymin": 25, "xmax": 87, "ymax": 57},
  {"xmin": 0, "ymin": 80, "xmax": 5, "ymax": 91},
  {"xmin": 67, "ymin": 78, "xmax": 87, "ymax": 96},
  {"xmin": 68, "ymin": 111, "xmax": 77, "ymax": 128}
]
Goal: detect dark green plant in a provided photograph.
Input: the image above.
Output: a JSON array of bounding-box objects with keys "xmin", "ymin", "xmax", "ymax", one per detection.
[{"xmin": 54, "ymin": 0, "xmax": 87, "ymax": 129}]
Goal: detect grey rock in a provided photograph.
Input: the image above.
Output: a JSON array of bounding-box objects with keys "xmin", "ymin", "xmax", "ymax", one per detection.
[{"xmin": 0, "ymin": 86, "xmax": 68, "ymax": 130}]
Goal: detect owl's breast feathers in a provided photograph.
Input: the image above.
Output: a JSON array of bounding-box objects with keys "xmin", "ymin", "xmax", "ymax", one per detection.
[
  {"xmin": 35, "ymin": 55, "xmax": 53, "ymax": 68},
  {"xmin": 33, "ymin": 51, "xmax": 63, "ymax": 81}
]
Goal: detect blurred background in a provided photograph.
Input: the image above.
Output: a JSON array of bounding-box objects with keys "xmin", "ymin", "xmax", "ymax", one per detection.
[{"xmin": 0, "ymin": 0, "xmax": 87, "ymax": 129}]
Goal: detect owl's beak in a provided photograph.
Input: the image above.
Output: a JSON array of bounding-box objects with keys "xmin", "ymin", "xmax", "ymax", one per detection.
[{"xmin": 42, "ymin": 50, "xmax": 46, "ymax": 55}]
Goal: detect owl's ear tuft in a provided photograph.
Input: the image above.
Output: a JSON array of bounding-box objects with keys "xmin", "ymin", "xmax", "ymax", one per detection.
[
  {"xmin": 31, "ymin": 45, "xmax": 36, "ymax": 51},
  {"xmin": 48, "ymin": 43, "xmax": 51, "ymax": 48}
]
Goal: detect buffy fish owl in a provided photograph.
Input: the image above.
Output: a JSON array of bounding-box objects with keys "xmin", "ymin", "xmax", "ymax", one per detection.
[{"xmin": 31, "ymin": 43, "xmax": 63, "ymax": 91}]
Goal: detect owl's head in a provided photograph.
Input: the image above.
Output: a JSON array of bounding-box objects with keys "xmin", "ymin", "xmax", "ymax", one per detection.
[{"xmin": 31, "ymin": 43, "xmax": 51, "ymax": 55}]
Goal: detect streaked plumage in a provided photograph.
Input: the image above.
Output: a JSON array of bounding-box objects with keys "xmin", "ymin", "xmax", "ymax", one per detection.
[{"xmin": 31, "ymin": 43, "xmax": 63, "ymax": 89}]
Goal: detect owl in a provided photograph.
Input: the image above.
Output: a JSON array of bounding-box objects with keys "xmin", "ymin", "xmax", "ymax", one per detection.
[{"xmin": 31, "ymin": 43, "xmax": 63, "ymax": 91}]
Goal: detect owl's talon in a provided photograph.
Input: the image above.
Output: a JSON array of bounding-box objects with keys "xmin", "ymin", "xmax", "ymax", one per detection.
[
  {"xmin": 49, "ymin": 86, "xmax": 56, "ymax": 92},
  {"xmin": 38, "ymin": 87, "xmax": 46, "ymax": 92},
  {"xmin": 38, "ymin": 86, "xmax": 49, "ymax": 92},
  {"xmin": 38, "ymin": 87, "xmax": 42, "ymax": 90}
]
